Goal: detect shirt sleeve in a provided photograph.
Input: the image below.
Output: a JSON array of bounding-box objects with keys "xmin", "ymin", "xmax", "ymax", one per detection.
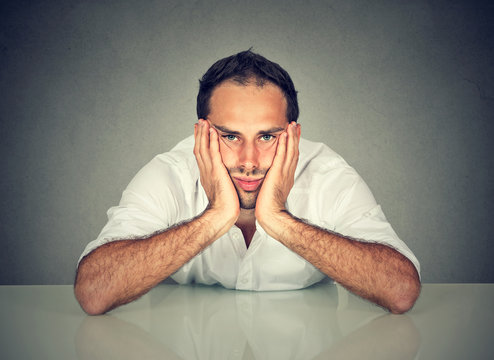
[{"xmin": 78, "ymin": 154, "xmax": 186, "ymax": 263}]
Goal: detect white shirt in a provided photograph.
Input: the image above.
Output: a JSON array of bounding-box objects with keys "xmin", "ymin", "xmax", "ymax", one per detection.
[{"xmin": 80, "ymin": 136, "xmax": 420, "ymax": 291}]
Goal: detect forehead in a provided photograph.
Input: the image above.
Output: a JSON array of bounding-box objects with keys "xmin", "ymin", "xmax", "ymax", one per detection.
[{"xmin": 208, "ymin": 81, "xmax": 288, "ymax": 129}]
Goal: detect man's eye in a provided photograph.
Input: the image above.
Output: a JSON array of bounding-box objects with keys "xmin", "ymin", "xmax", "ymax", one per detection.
[
  {"xmin": 261, "ymin": 134, "xmax": 274, "ymax": 141},
  {"xmin": 224, "ymin": 135, "xmax": 238, "ymax": 141}
]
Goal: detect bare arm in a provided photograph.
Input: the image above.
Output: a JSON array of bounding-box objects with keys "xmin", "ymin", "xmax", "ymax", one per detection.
[
  {"xmin": 75, "ymin": 209, "xmax": 231, "ymax": 315},
  {"xmin": 259, "ymin": 212, "xmax": 420, "ymax": 313},
  {"xmin": 75, "ymin": 120, "xmax": 239, "ymax": 315},
  {"xmin": 255, "ymin": 123, "xmax": 420, "ymax": 314}
]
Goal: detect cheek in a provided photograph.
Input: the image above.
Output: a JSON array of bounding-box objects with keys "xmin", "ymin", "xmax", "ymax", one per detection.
[
  {"xmin": 259, "ymin": 148, "xmax": 277, "ymax": 169},
  {"xmin": 218, "ymin": 142, "xmax": 237, "ymax": 166}
]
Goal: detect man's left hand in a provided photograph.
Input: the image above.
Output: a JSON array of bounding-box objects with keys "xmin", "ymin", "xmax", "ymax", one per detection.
[{"xmin": 255, "ymin": 121, "xmax": 301, "ymax": 237}]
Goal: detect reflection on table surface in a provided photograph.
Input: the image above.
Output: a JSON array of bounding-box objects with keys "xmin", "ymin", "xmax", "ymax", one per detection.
[{"xmin": 0, "ymin": 283, "xmax": 493, "ymax": 359}]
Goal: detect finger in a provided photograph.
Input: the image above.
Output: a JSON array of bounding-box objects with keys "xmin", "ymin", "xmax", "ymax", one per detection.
[
  {"xmin": 283, "ymin": 123, "xmax": 300, "ymax": 178},
  {"xmin": 193, "ymin": 122, "xmax": 203, "ymax": 164},
  {"xmin": 291, "ymin": 124, "xmax": 301, "ymax": 175},
  {"xmin": 196, "ymin": 119, "xmax": 212, "ymax": 172},
  {"xmin": 198, "ymin": 120, "xmax": 212, "ymax": 165},
  {"xmin": 283, "ymin": 122, "xmax": 298, "ymax": 176},
  {"xmin": 284, "ymin": 122, "xmax": 296, "ymax": 174},
  {"xmin": 209, "ymin": 127, "xmax": 223, "ymax": 165},
  {"xmin": 271, "ymin": 131, "xmax": 287, "ymax": 171},
  {"xmin": 289, "ymin": 123, "xmax": 301, "ymax": 173},
  {"xmin": 295, "ymin": 123, "xmax": 301, "ymax": 151}
]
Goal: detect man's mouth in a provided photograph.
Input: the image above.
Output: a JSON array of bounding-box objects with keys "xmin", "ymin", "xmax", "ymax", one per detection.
[{"xmin": 233, "ymin": 177, "xmax": 264, "ymax": 192}]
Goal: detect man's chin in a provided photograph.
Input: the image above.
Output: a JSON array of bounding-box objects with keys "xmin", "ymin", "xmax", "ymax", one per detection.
[
  {"xmin": 237, "ymin": 189, "xmax": 259, "ymax": 210},
  {"xmin": 240, "ymin": 204, "xmax": 256, "ymax": 210}
]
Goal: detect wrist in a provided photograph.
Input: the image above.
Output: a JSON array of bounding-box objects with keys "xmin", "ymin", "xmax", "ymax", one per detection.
[
  {"xmin": 256, "ymin": 209, "xmax": 293, "ymax": 240},
  {"xmin": 201, "ymin": 206, "xmax": 239, "ymax": 239}
]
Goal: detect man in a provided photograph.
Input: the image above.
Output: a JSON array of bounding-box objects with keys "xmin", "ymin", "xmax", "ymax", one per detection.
[{"xmin": 75, "ymin": 50, "xmax": 420, "ymax": 315}]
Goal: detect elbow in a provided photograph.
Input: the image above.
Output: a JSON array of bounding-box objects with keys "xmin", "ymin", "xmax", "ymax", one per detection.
[
  {"xmin": 74, "ymin": 282, "xmax": 109, "ymax": 316},
  {"xmin": 388, "ymin": 276, "xmax": 421, "ymax": 314},
  {"xmin": 74, "ymin": 283, "xmax": 112, "ymax": 315},
  {"xmin": 84, "ymin": 305, "xmax": 108, "ymax": 316},
  {"xmin": 74, "ymin": 268, "xmax": 112, "ymax": 316},
  {"xmin": 78, "ymin": 299, "xmax": 109, "ymax": 316}
]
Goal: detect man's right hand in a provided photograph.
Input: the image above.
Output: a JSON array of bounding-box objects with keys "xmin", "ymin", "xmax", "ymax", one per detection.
[{"xmin": 193, "ymin": 119, "xmax": 240, "ymax": 232}]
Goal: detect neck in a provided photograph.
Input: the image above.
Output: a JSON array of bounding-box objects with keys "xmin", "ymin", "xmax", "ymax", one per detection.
[
  {"xmin": 236, "ymin": 208, "xmax": 256, "ymax": 227},
  {"xmin": 235, "ymin": 208, "xmax": 257, "ymax": 247}
]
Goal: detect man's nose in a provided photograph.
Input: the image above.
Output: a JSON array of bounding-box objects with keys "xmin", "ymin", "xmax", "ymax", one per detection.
[{"xmin": 239, "ymin": 142, "xmax": 259, "ymax": 170}]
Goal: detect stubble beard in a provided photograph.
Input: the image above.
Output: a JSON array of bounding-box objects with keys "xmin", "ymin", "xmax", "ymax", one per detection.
[
  {"xmin": 236, "ymin": 187, "xmax": 259, "ymax": 209},
  {"xmin": 228, "ymin": 167, "xmax": 267, "ymax": 210}
]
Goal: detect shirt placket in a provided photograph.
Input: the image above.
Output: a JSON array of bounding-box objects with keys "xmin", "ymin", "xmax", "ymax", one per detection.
[
  {"xmin": 236, "ymin": 257, "xmax": 253, "ymax": 290},
  {"xmin": 235, "ymin": 228, "xmax": 265, "ymax": 290}
]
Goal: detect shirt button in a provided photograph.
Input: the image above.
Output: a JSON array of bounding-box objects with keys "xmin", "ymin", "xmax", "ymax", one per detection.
[{"xmin": 241, "ymin": 278, "xmax": 248, "ymax": 284}]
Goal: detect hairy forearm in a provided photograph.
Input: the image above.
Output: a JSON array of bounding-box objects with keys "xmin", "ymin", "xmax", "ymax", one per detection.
[
  {"xmin": 261, "ymin": 212, "xmax": 420, "ymax": 313},
  {"xmin": 75, "ymin": 209, "xmax": 230, "ymax": 315}
]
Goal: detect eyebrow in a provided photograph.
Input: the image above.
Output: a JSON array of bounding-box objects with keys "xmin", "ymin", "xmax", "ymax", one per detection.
[{"xmin": 212, "ymin": 124, "xmax": 285, "ymax": 135}]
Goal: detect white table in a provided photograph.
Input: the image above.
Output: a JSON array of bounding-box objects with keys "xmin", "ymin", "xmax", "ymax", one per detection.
[{"xmin": 1, "ymin": 283, "xmax": 493, "ymax": 359}]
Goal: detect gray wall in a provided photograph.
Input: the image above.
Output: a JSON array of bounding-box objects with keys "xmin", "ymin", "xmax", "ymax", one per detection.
[{"xmin": 1, "ymin": 0, "xmax": 493, "ymax": 285}]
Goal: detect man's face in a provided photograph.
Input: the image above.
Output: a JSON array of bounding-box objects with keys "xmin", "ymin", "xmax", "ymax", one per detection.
[{"xmin": 207, "ymin": 81, "xmax": 289, "ymax": 209}]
